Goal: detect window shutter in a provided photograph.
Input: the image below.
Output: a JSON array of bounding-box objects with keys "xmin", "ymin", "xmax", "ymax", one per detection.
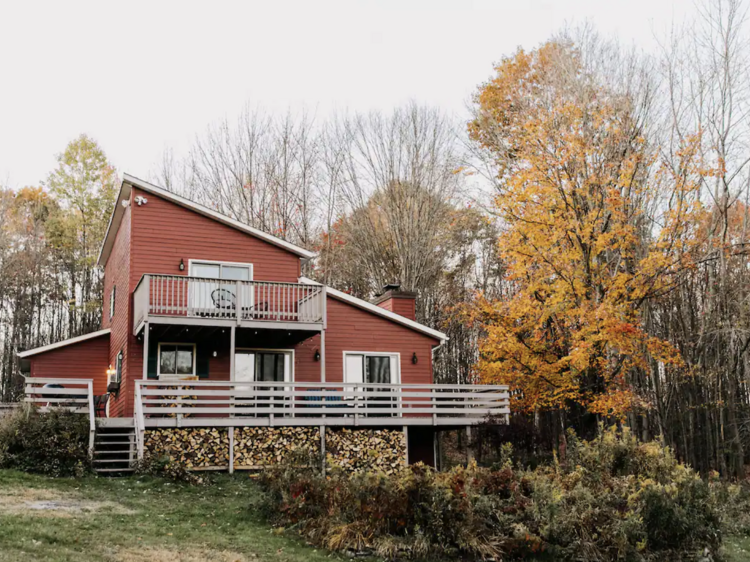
[{"xmin": 196, "ymin": 345, "xmax": 210, "ymax": 379}]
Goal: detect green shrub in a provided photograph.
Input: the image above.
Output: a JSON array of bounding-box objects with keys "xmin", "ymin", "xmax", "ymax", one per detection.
[
  {"xmin": 259, "ymin": 426, "xmax": 722, "ymax": 561},
  {"xmin": 0, "ymin": 403, "xmax": 91, "ymax": 477}
]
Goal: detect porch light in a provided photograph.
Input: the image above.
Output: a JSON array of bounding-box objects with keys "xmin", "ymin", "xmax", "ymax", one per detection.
[
  {"xmin": 314, "ymin": 349, "xmax": 320, "ymax": 362},
  {"xmin": 179, "ymin": 258, "xmax": 185, "ymax": 271},
  {"xmin": 106, "ymin": 365, "xmax": 115, "ymax": 377},
  {"xmin": 412, "ymin": 352, "xmax": 418, "ymax": 365}
]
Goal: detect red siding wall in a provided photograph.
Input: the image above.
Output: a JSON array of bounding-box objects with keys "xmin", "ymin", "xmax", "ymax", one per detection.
[
  {"xmin": 128, "ymin": 187, "xmax": 300, "ymax": 291},
  {"xmin": 295, "ymin": 295, "xmax": 439, "ymax": 384},
  {"xmin": 29, "ymin": 334, "xmax": 110, "ymax": 395},
  {"xmin": 159, "ymin": 295, "xmax": 439, "ymax": 386},
  {"xmin": 103, "ymin": 201, "xmax": 133, "ymax": 417}
]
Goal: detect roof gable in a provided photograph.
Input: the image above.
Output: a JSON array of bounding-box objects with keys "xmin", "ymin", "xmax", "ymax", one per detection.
[{"xmin": 98, "ymin": 174, "xmax": 315, "ymax": 267}]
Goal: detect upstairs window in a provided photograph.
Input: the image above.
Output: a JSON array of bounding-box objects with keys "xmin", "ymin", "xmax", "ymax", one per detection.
[{"xmin": 109, "ymin": 285, "xmax": 116, "ymax": 319}]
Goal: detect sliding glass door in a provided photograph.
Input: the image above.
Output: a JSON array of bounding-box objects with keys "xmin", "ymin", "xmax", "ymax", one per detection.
[
  {"xmin": 189, "ymin": 261, "xmax": 252, "ymax": 315},
  {"xmin": 344, "ymin": 353, "xmax": 400, "ymax": 414},
  {"xmin": 234, "ymin": 350, "xmax": 292, "ymax": 416}
]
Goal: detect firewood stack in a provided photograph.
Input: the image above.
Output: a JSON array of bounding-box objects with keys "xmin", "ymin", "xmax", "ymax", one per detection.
[
  {"xmin": 233, "ymin": 427, "xmax": 319, "ymax": 468},
  {"xmin": 326, "ymin": 428, "xmax": 406, "ymax": 474},
  {"xmin": 144, "ymin": 428, "xmax": 229, "ymax": 468}
]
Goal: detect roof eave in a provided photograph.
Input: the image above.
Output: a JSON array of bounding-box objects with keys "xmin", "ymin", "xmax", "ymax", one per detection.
[{"xmin": 17, "ymin": 329, "xmax": 111, "ymax": 358}]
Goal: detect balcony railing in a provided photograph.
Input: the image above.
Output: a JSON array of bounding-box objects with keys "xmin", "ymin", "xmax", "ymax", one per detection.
[
  {"xmin": 135, "ymin": 380, "xmax": 510, "ymax": 428},
  {"xmin": 133, "ymin": 274, "xmax": 325, "ymax": 330}
]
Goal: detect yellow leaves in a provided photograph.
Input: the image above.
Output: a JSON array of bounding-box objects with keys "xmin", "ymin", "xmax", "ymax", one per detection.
[{"xmin": 468, "ymin": 40, "xmax": 708, "ymax": 419}]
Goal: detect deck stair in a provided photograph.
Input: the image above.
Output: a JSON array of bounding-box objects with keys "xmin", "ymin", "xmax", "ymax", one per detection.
[{"xmin": 93, "ymin": 420, "xmax": 135, "ymax": 474}]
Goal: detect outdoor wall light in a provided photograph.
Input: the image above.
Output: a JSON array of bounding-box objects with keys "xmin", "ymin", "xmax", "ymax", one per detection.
[
  {"xmin": 412, "ymin": 352, "xmax": 418, "ymax": 365},
  {"xmin": 179, "ymin": 258, "xmax": 185, "ymax": 271},
  {"xmin": 213, "ymin": 351, "xmax": 217, "ymax": 357},
  {"xmin": 314, "ymin": 349, "xmax": 321, "ymax": 362}
]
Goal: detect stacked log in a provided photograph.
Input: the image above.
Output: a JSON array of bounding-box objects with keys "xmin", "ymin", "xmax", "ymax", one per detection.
[
  {"xmin": 326, "ymin": 428, "xmax": 406, "ymax": 474},
  {"xmin": 234, "ymin": 427, "xmax": 320, "ymax": 468},
  {"xmin": 144, "ymin": 428, "xmax": 228, "ymax": 468}
]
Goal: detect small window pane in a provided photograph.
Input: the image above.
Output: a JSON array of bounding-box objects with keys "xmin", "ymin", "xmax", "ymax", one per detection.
[
  {"xmin": 176, "ymin": 347, "xmax": 194, "ymax": 375},
  {"xmin": 221, "ymin": 266, "xmax": 250, "ymax": 281},
  {"xmin": 192, "ymin": 263, "xmax": 220, "ymax": 278},
  {"xmin": 160, "ymin": 345, "xmax": 176, "ymax": 375},
  {"xmin": 366, "ymin": 356, "xmax": 391, "ymax": 384}
]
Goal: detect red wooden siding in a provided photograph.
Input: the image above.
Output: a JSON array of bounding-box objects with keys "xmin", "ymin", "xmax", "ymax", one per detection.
[
  {"xmin": 147, "ymin": 294, "xmax": 439, "ymax": 386},
  {"xmin": 29, "ymin": 334, "xmax": 110, "ymax": 395},
  {"xmin": 295, "ymin": 295, "xmax": 439, "ymax": 385},
  {"xmin": 128, "ymin": 187, "xmax": 300, "ymax": 292},
  {"xmin": 103, "ymin": 201, "xmax": 133, "ymax": 417}
]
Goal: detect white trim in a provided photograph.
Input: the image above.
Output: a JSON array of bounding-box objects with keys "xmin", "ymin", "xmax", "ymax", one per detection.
[
  {"xmin": 298, "ymin": 277, "xmax": 448, "ymax": 342},
  {"xmin": 17, "ymin": 329, "xmax": 111, "ymax": 358},
  {"xmin": 343, "ymin": 351, "xmax": 401, "ymax": 384},
  {"xmin": 157, "ymin": 342, "xmax": 197, "ymax": 380},
  {"xmin": 98, "ymin": 174, "xmax": 316, "ymax": 266},
  {"xmin": 234, "ymin": 348, "xmax": 295, "ymax": 383}
]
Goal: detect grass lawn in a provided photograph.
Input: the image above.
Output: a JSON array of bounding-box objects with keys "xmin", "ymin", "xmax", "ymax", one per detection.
[
  {"xmin": 1, "ymin": 468, "xmax": 749, "ymax": 562},
  {"xmin": 0, "ymin": 469, "xmax": 340, "ymax": 562}
]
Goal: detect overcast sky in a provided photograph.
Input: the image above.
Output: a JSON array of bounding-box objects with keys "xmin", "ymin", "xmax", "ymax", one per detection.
[{"xmin": 0, "ymin": 0, "xmax": 695, "ymax": 190}]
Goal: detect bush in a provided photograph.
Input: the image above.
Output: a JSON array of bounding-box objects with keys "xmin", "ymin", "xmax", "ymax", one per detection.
[
  {"xmin": 0, "ymin": 404, "xmax": 91, "ymax": 477},
  {"xmin": 259, "ymin": 427, "xmax": 722, "ymax": 561}
]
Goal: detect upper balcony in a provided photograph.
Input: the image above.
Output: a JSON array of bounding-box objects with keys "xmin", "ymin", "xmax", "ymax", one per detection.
[{"xmin": 133, "ymin": 274, "xmax": 326, "ymax": 334}]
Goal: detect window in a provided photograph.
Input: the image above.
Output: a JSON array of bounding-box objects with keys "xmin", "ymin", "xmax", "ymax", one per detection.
[
  {"xmin": 158, "ymin": 344, "xmax": 196, "ymax": 378},
  {"xmin": 109, "ymin": 285, "xmax": 116, "ymax": 319},
  {"xmin": 343, "ymin": 352, "xmax": 400, "ymax": 384},
  {"xmin": 114, "ymin": 350, "xmax": 123, "ymax": 383}
]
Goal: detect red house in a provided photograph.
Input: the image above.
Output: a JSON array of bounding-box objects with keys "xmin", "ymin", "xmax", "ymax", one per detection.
[{"xmin": 19, "ymin": 174, "xmax": 508, "ymax": 473}]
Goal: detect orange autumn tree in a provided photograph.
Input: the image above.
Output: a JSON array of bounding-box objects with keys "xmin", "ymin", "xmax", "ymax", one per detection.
[{"xmin": 468, "ymin": 41, "xmax": 706, "ymax": 425}]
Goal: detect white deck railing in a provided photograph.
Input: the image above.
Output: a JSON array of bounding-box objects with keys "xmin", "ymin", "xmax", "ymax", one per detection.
[
  {"xmin": 133, "ymin": 274, "xmax": 325, "ymax": 329},
  {"xmin": 24, "ymin": 377, "xmax": 96, "ymax": 453},
  {"xmin": 136, "ymin": 380, "xmax": 510, "ymax": 428}
]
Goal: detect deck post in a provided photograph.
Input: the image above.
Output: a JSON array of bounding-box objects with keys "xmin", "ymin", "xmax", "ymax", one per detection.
[
  {"xmin": 466, "ymin": 426, "xmax": 474, "ymax": 463},
  {"xmin": 142, "ymin": 323, "xmax": 149, "ymax": 380},
  {"xmin": 229, "ymin": 326, "xmax": 236, "ymax": 379},
  {"xmin": 228, "ymin": 426, "xmax": 235, "ymax": 474},
  {"xmin": 403, "ymin": 426, "xmax": 409, "ymax": 466},
  {"xmin": 434, "ymin": 430, "xmax": 441, "ymax": 471},
  {"xmin": 320, "ymin": 425, "xmax": 326, "ymax": 474}
]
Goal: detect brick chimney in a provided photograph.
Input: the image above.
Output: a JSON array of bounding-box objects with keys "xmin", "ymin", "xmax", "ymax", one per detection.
[{"xmin": 372, "ymin": 283, "xmax": 417, "ymax": 321}]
